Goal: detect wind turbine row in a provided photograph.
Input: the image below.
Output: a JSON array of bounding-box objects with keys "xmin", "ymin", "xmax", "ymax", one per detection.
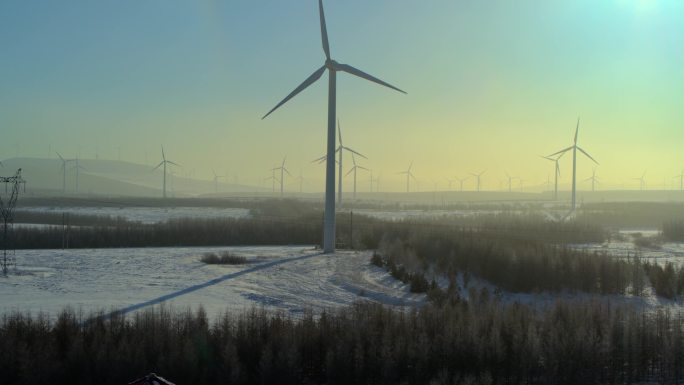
[{"xmin": 262, "ymin": 0, "xmax": 405, "ymax": 253}]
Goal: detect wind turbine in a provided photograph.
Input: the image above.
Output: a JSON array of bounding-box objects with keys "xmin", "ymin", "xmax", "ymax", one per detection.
[
  {"xmin": 470, "ymin": 171, "xmax": 486, "ymax": 192},
  {"xmin": 71, "ymin": 157, "xmax": 87, "ymax": 192},
  {"xmin": 56, "ymin": 152, "xmax": 75, "ymax": 192},
  {"xmin": 546, "ymin": 118, "xmax": 598, "ymax": 211},
  {"xmin": 583, "ymin": 168, "xmax": 600, "ymax": 192},
  {"xmin": 445, "ymin": 178, "xmax": 455, "ymax": 191},
  {"xmin": 212, "ymin": 169, "xmax": 225, "ymax": 193},
  {"xmin": 634, "ymin": 171, "xmax": 647, "ymax": 191},
  {"xmin": 345, "ymin": 153, "xmax": 369, "ymax": 199},
  {"xmin": 456, "ymin": 176, "xmax": 469, "ymax": 192},
  {"xmin": 542, "ymin": 153, "xmax": 565, "ymax": 200},
  {"xmin": 504, "ymin": 172, "xmax": 518, "ymax": 193},
  {"xmin": 152, "ymin": 147, "xmax": 180, "ymax": 198},
  {"xmin": 265, "ymin": 169, "xmax": 279, "ymax": 193},
  {"xmin": 313, "ymin": 120, "xmax": 366, "ymax": 207},
  {"xmin": 674, "ymin": 169, "xmax": 684, "ymax": 191},
  {"xmin": 261, "ymin": 0, "xmax": 405, "ymax": 253},
  {"xmin": 399, "ymin": 162, "xmax": 416, "ymax": 193},
  {"xmin": 273, "ymin": 157, "xmax": 292, "ymax": 197}
]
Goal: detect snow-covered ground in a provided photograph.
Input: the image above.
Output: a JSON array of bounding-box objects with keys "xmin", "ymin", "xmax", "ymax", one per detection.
[
  {"xmin": 0, "ymin": 246, "xmax": 425, "ymax": 320},
  {"xmin": 18, "ymin": 206, "xmax": 251, "ymax": 224},
  {"xmin": 572, "ymin": 229, "xmax": 684, "ymax": 266}
]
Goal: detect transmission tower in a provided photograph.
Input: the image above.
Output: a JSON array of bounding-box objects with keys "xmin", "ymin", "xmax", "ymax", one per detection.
[{"xmin": 1, "ymin": 169, "xmax": 26, "ymax": 275}]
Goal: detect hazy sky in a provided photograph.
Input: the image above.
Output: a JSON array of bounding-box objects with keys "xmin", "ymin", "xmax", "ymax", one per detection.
[{"xmin": 1, "ymin": 0, "xmax": 683, "ymax": 192}]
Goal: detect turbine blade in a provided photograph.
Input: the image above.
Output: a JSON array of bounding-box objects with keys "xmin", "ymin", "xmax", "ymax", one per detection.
[
  {"xmin": 262, "ymin": 65, "xmax": 326, "ymax": 119},
  {"xmin": 333, "ymin": 63, "xmax": 406, "ymax": 94},
  {"xmin": 284, "ymin": 168, "xmax": 292, "ymax": 176},
  {"xmin": 338, "ymin": 119, "xmax": 343, "ymax": 146},
  {"xmin": 152, "ymin": 161, "xmax": 164, "ymax": 171},
  {"xmin": 167, "ymin": 160, "xmax": 181, "ymax": 167},
  {"xmin": 318, "ymin": 0, "xmax": 331, "ymax": 60},
  {"xmin": 345, "ymin": 167, "xmax": 354, "ymax": 177},
  {"xmin": 57, "ymin": 152, "xmax": 64, "ymax": 162},
  {"xmin": 576, "ymin": 146, "xmax": 598, "ymax": 165},
  {"xmin": 546, "ymin": 146, "xmax": 573, "ymax": 158},
  {"xmin": 311, "ymin": 155, "xmax": 326, "ymax": 163},
  {"xmin": 161, "ymin": 146, "xmax": 166, "ymax": 161},
  {"xmin": 574, "ymin": 117, "xmax": 580, "ymax": 144},
  {"xmin": 343, "ymin": 147, "xmax": 367, "ymax": 159},
  {"xmin": 358, "ymin": 166, "xmax": 369, "ymax": 171}
]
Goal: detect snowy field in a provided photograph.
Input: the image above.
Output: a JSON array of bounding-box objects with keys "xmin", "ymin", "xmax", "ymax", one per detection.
[
  {"xmin": 0, "ymin": 246, "xmax": 424, "ymax": 320},
  {"xmin": 18, "ymin": 206, "xmax": 251, "ymax": 224},
  {"xmin": 572, "ymin": 229, "xmax": 684, "ymax": 266}
]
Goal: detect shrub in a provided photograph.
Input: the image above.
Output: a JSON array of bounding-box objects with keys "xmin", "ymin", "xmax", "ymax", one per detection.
[{"xmin": 200, "ymin": 251, "xmax": 248, "ymax": 265}]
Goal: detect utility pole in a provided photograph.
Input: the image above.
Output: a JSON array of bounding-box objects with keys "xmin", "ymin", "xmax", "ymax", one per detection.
[{"xmin": 1, "ymin": 169, "xmax": 26, "ymax": 275}]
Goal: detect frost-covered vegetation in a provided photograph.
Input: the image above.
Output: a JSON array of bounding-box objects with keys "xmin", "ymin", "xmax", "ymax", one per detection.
[
  {"xmin": 200, "ymin": 251, "xmax": 248, "ymax": 265},
  {"xmin": 2, "ymin": 299, "xmax": 683, "ymax": 385}
]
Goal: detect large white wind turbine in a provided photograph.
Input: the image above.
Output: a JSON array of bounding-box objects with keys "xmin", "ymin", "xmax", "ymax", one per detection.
[
  {"xmin": 152, "ymin": 147, "xmax": 180, "ymax": 198},
  {"xmin": 345, "ymin": 153, "xmax": 369, "ymax": 200},
  {"xmin": 546, "ymin": 118, "xmax": 598, "ymax": 211},
  {"xmin": 262, "ymin": 0, "xmax": 405, "ymax": 253},
  {"xmin": 399, "ymin": 162, "xmax": 416, "ymax": 193},
  {"xmin": 470, "ymin": 171, "xmax": 486, "ymax": 192}
]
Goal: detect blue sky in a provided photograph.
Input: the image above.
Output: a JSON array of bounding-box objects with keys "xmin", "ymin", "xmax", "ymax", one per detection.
[{"xmin": 2, "ymin": 0, "xmax": 683, "ymax": 191}]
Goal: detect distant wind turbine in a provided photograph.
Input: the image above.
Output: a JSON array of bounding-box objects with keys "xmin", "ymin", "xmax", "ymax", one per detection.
[
  {"xmin": 445, "ymin": 178, "xmax": 455, "ymax": 191},
  {"xmin": 212, "ymin": 169, "xmax": 225, "ymax": 193},
  {"xmin": 542, "ymin": 152, "xmax": 565, "ymax": 200},
  {"xmin": 273, "ymin": 157, "xmax": 292, "ymax": 197},
  {"xmin": 56, "ymin": 152, "xmax": 75, "ymax": 192},
  {"xmin": 265, "ymin": 169, "xmax": 279, "ymax": 193},
  {"xmin": 399, "ymin": 162, "xmax": 416, "ymax": 193},
  {"xmin": 470, "ymin": 171, "xmax": 486, "ymax": 192},
  {"xmin": 546, "ymin": 118, "xmax": 598, "ymax": 211},
  {"xmin": 313, "ymin": 120, "xmax": 366, "ymax": 207},
  {"xmin": 674, "ymin": 169, "xmax": 684, "ymax": 191},
  {"xmin": 345, "ymin": 153, "xmax": 369, "ymax": 199},
  {"xmin": 71, "ymin": 157, "xmax": 87, "ymax": 192},
  {"xmin": 456, "ymin": 176, "xmax": 469, "ymax": 192},
  {"xmin": 634, "ymin": 171, "xmax": 647, "ymax": 191},
  {"xmin": 152, "ymin": 147, "xmax": 180, "ymax": 198},
  {"xmin": 505, "ymin": 172, "xmax": 518, "ymax": 193},
  {"xmin": 583, "ymin": 168, "xmax": 600, "ymax": 192},
  {"xmin": 261, "ymin": 0, "xmax": 405, "ymax": 253}
]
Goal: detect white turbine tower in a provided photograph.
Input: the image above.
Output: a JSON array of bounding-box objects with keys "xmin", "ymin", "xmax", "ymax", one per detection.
[
  {"xmin": 345, "ymin": 153, "xmax": 369, "ymax": 200},
  {"xmin": 261, "ymin": 0, "xmax": 405, "ymax": 253},
  {"xmin": 470, "ymin": 171, "xmax": 486, "ymax": 192},
  {"xmin": 152, "ymin": 147, "xmax": 180, "ymax": 199},
  {"xmin": 546, "ymin": 118, "xmax": 598, "ymax": 211},
  {"xmin": 399, "ymin": 162, "xmax": 416, "ymax": 193}
]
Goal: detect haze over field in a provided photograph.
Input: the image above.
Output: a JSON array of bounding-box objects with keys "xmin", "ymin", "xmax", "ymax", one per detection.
[{"xmin": 2, "ymin": 0, "xmax": 683, "ymax": 192}]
